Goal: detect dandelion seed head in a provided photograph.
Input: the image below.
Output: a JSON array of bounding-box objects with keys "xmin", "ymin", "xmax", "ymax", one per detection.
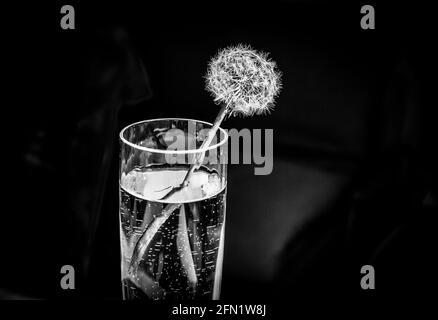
[{"xmin": 205, "ymin": 44, "xmax": 282, "ymax": 116}]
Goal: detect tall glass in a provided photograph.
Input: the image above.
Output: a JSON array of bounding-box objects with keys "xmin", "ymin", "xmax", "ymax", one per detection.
[{"xmin": 119, "ymin": 118, "xmax": 228, "ymax": 300}]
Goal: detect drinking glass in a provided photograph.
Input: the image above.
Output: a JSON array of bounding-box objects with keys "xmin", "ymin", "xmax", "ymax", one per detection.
[{"xmin": 119, "ymin": 118, "xmax": 228, "ymax": 300}]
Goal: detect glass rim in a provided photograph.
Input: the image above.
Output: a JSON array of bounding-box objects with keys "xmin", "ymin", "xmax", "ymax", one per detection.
[{"xmin": 119, "ymin": 118, "xmax": 229, "ymax": 155}]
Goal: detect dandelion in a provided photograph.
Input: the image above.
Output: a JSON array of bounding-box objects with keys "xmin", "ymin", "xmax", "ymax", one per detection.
[
  {"xmin": 160, "ymin": 44, "xmax": 282, "ymax": 200},
  {"xmin": 205, "ymin": 44, "xmax": 282, "ymax": 116}
]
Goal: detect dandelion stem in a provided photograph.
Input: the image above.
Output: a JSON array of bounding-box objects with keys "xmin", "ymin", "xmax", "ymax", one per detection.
[{"xmin": 159, "ymin": 103, "xmax": 229, "ymax": 200}]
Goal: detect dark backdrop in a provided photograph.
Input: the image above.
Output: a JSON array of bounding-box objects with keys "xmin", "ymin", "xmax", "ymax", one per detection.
[{"xmin": 1, "ymin": 0, "xmax": 436, "ymax": 301}]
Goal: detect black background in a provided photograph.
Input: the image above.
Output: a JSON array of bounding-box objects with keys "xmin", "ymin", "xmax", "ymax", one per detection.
[{"xmin": 1, "ymin": 0, "xmax": 436, "ymax": 305}]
